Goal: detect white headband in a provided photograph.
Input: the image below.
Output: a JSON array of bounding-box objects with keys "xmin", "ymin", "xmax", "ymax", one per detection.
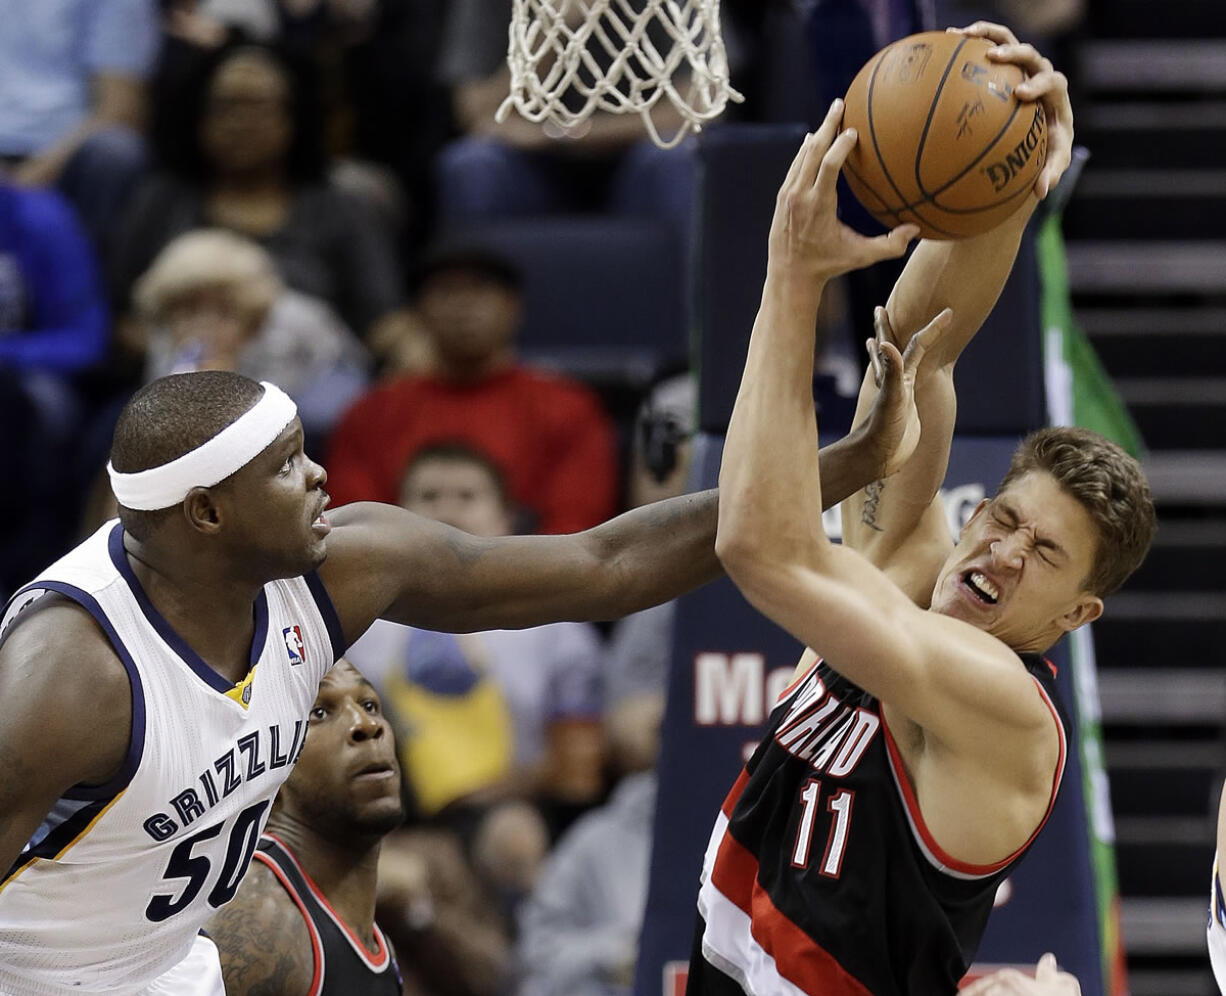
[{"xmin": 107, "ymin": 381, "xmax": 298, "ymax": 511}]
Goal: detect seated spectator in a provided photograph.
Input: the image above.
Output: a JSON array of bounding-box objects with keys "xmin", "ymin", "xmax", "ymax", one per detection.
[
  {"xmin": 130, "ymin": 228, "xmax": 370, "ymax": 444},
  {"xmin": 0, "ymin": 174, "xmax": 110, "ymax": 589},
  {"xmin": 516, "ymin": 690, "xmax": 665, "ymax": 996},
  {"xmin": 110, "ymin": 40, "xmax": 408, "ymax": 349},
  {"xmin": 0, "ymin": 0, "xmax": 156, "ymax": 251},
  {"xmin": 434, "ymin": 0, "xmax": 696, "ymax": 240},
  {"xmin": 345, "ymin": 442, "xmax": 607, "ymax": 820},
  {"xmin": 326, "ymin": 244, "xmax": 619, "ymax": 535}
]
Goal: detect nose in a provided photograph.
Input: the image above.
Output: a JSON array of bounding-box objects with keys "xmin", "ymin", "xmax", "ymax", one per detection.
[
  {"xmin": 306, "ymin": 454, "xmax": 328, "ymax": 490},
  {"xmin": 345, "ymin": 702, "xmax": 384, "ymax": 743},
  {"xmin": 990, "ymin": 533, "xmax": 1026, "ymax": 570}
]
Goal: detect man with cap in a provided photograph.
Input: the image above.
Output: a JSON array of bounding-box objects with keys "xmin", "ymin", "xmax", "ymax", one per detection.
[
  {"xmin": 0, "ymin": 361, "xmax": 922, "ymax": 993},
  {"xmin": 325, "ymin": 241, "xmax": 619, "ymax": 535}
]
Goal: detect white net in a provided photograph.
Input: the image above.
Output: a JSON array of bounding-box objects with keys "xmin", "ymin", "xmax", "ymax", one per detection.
[{"xmin": 496, "ymin": 0, "xmax": 743, "ymax": 149}]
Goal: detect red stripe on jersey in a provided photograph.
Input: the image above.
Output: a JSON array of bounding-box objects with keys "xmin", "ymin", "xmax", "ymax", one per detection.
[
  {"xmin": 721, "ymin": 769, "xmax": 752, "ymax": 819},
  {"xmin": 263, "ymin": 832, "xmax": 390, "ymax": 969},
  {"xmin": 709, "ymin": 823, "xmax": 872, "ymax": 994},
  {"xmin": 253, "ymin": 850, "xmax": 325, "ymax": 996},
  {"xmin": 879, "ymin": 676, "xmax": 1067, "ymax": 878}
]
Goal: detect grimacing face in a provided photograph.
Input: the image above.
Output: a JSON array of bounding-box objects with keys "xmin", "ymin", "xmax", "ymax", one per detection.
[
  {"xmin": 928, "ymin": 470, "xmax": 1104, "ymax": 654},
  {"xmin": 281, "ymin": 662, "xmax": 404, "ymax": 837}
]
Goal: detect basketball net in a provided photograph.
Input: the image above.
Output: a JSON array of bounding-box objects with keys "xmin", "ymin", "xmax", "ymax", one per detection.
[{"xmin": 497, "ymin": 0, "xmax": 743, "ymax": 150}]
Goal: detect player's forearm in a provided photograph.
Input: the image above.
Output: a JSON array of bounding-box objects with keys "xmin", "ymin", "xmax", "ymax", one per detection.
[
  {"xmin": 886, "ymin": 193, "xmax": 1039, "ymax": 369},
  {"xmin": 718, "ymin": 273, "xmax": 831, "ymax": 567}
]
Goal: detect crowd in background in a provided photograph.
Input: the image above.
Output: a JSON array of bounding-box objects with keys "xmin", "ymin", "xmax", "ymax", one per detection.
[{"xmin": 0, "ymin": 1, "xmax": 1084, "ymax": 994}]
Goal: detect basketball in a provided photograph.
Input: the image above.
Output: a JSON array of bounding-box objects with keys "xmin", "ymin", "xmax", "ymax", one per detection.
[{"xmin": 841, "ymin": 30, "xmax": 1047, "ymax": 239}]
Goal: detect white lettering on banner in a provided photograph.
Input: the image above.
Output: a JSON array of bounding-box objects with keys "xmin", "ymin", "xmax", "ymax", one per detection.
[{"xmin": 693, "ymin": 653, "xmax": 793, "ymax": 726}]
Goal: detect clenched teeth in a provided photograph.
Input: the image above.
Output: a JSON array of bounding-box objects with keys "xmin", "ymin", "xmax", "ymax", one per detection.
[{"xmin": 968, "ymin": 571, "xmax": 999, "ymax": 604}]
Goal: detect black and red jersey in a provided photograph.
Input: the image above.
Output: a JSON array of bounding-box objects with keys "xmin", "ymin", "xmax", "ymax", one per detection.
[
  {"xmin": 688, "ymin": 653, "xmax": 1067, "ymax": 996},
  {"xmin": 254, "ymin": 833, "xmax": 402, "ymax": 996}
]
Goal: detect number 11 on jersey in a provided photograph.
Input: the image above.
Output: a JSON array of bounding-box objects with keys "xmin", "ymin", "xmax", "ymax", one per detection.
[{"xmin": 791, "ymin": 779, "xmax": 856, "ymax": 878}]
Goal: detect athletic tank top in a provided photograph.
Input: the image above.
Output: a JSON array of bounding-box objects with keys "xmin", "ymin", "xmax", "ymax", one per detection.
[
  {"xmin": 0, "ymin": 521, "xmax": 344, "ymax": 994},
  {"xmin": 253, "ymin": 833, "xmax": 402, "ymax": 995},
  {"xmin": 689, "ymin": 653, "xmax": 1067, "ymax": 996},
  {"xmin": 1208, "ymin": 853, "xmax": 1226, "ymax": 992}
]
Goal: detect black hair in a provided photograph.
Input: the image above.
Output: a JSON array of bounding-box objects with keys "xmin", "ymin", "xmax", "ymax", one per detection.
[
  {"xmin": 110, "ymin": 372, "xmax": 266, "ymax": 539},
  {"xmin": 151, "ymin": 38, "xmax": 328, "ymax": 184},
  {"xmin": 401, "ymin": 441, "xmax": 511, "ymax": 508}
]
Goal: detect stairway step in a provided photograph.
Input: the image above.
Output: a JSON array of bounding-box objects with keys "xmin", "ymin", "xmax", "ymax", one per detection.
[
  {"xmin": 1117, "ymin": 839, "xmax": 1215, "ymax": 895},
  {"xmin": 1121, "ymin": 898, "xmax": 1212, "ymax": 956},
  {"xmin": 1065, "ymin": 169, "xmax": 1226, "ymax": 240},
  {"xmin": 1145, "ymin": 452, "xmax": 1226, "ymax": 505},
  {"xmin": 1077, "ymin": 307, "xmax": 1226, "ymax": 379},
  {"xmin": 1066, "ymin": 242, "xmax": 1226, "ymax": 295},
  {"xmin": 1095, "ymin": 596, "xmax": 1226, "ymax": 665},
  {"xmin": 1125, "ymin": 400, "xmax": 1226, "ymax": 451},
  {"xmin": 1078, "ymin": 101, "xmax": 1226, "ymax": 170},
  {"xmin": 1089, "ymin": 0, "xmax": 1226, "ymax": 39},
  {"xmin": 1111, "ymin": 767, "xmax": 1222, "ymax": 818},
  {"xmin": 1079, "ymin": 40, "xmax": 1226, "ymax": 92},
  {"xmin": 1098, "ymin": 669, "xmax": 1226, "ymax": 722},
  {"xmin": 1127, "ymin": 521, "xmax": 1226, "ymax": 591}
]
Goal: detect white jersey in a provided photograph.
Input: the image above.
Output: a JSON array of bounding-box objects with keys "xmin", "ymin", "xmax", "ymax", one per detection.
[
  {"xmin": 1210, "ymin": 853, "xmax": 1226, "ymax": 994},
  {"xmin": 0, "ymin": 521, "xmax": 343, "ymax": 994}
]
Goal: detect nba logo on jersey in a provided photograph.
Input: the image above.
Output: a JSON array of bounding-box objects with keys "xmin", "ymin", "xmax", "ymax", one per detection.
[{"xmin": 283, "ymin": 625, "xmax": 305, "ymax": 665}]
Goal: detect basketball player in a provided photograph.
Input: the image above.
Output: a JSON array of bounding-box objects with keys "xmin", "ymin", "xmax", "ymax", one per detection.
[
  {"xmin": 1209, "ymin": 782, "xmax": 1226, "ymax": 990},
  {"xmin": 693, "ymin": 23, "xmax": 1155, "ymax": 995},
  {"xmin": 0, "ymin": 336, "xmax": 921, "ymax": 992},
  {"xmin": 204, "ymin": 660, "xmax": 403, "ymax": 995}
]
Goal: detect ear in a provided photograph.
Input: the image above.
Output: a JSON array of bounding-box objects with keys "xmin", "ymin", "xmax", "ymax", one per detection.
[
  {"xmin": 1057, "ymin": 594, "xmax": 1104, "ymax": 634},
  {"xmin": 183, "ymin": 487, "xmax": 223, "ymax": 535}
]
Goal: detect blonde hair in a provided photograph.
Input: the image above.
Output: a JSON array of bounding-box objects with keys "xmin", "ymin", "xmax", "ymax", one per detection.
[{"xmin": 133, "ymin": 229, "xmax": 283, "ymax": 325}]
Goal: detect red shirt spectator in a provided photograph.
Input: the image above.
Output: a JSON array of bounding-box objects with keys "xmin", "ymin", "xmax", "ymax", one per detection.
[{"xmin": 325, "ymin": 245, "xmax": 617, "ymax": 534}]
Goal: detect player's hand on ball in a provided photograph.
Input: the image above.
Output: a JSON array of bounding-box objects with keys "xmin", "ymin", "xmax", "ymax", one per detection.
[
  {"xmin": 768, "ymin": 98, "xmax": 919, "ymax": 283},
  {"xmin": 961, "ymin": 954, "xmax": 1082, "ymax": 995},
  {"xmin": 950, "ymin": 22, "xmax": 1073, "ymax": 200},
  {"xmin": 865, "ymin": 306, "xmax": 954, "ymax": 478}
]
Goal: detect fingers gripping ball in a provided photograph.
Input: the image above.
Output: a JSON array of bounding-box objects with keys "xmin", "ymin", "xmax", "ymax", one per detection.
[{"xmin": 841, "ymin": 31, "xmax": 1047, "ymax": 239}]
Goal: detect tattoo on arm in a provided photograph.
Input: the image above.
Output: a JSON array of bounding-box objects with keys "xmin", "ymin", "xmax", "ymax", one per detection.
[
  {"xmin": 861, "ymin": 480, "xmax": 886, "ymax": 533},
  {"xmin": 208, "ymin": 869, "xmax": 313, "ymax": 996}
]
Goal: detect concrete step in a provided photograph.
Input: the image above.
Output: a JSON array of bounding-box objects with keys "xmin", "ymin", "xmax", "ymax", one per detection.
[
  {"xmin": 1077, "ymin": 101, "xmax": 1226, "ymax": 170},
  {"xmin": 1115, "ymin": 379, "xmax": 1226, "ymax": 450},
  {"xmin": 1110, "ymin": 754, "xmax": 1223, "ymax": 818},
  {"xmin": 1117, "ymin": 838, "xmax": 1215, "ymax": 895},
  {"xmin": 1076, "ymin": 307, "xmax": 1226, "ymax": 379},
  {"xmin": 1088, "ymin": 0, "xmax": 1226, "ymax": 40},
  {"xmin": 1095, "ymin": 593, "xmax": 1226, "ymax": 666},
  {"xmin": 1079, "ymin": 40, "xmax": 1226, "ymax": 92},
  {"xmin": 1066, "ymin": 242, "xmax": 1226, "ymax": 295},
  {"xmin": 1126, "ymin": 520, "xmax": 1226, "ymax": 592},
  {"xmin": 1065, "ymin": 168, "xmax": 1226, "ymax": 240},
  {"xmin": 1097, "ymin": 669, "xmax": 1226, "ymax": 723}
]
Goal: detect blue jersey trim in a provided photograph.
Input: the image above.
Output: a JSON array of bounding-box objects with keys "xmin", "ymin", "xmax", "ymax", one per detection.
[
  {"xmin": 304, "ymin": 570, "xmax": 347, "ymax": 662},
  {"xmin": 108, "ymin": 523, "xmax": 270, "ymax": 694},
  {"xmin": 0, "ymin": 577, "xmax": 148, "ymax": 888}
]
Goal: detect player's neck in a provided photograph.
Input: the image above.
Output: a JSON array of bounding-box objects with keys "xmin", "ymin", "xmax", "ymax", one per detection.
[
  {"xmin": 268, "ymin": 817, "xmax": 382, "ymax": 946},
  {"xmin": 122, "ymin": 536, "xmax": 265, "ymax": 684}
]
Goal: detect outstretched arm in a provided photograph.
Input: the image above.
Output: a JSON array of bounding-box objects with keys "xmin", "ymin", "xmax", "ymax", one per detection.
[
  {"xmin": 841, "ymin": 23, "xmax": 1075, "ymax": 600},
  {"xmin": 716, "ymin": 104, "xmax": 1052, "ymax": 766},
  {"xmin": 316, "ymin": 403, "xmax": 908, "ymax": 644}
]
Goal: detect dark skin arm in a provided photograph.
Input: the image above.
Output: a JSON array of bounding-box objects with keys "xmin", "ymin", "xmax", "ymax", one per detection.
[
  {"xmin": 205, "ymin": 859, "xmax": 315, "ymax": 996},
  {"xmin": 0, "ymin": 596, "xmax": 131, "ymax": 876},
  {"xmin": 318, "ymin": 421, "xmax": 895, "ymax": 646}
]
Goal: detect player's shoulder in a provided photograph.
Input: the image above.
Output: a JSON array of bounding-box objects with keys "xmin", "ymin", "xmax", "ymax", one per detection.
[
  {"xmin": 207, "ymin": 857, "xmax": 315, "ymax": 996},
  {"xmin": 1, "ymin": 592, "xmax": 127, "ymax": 693}
]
